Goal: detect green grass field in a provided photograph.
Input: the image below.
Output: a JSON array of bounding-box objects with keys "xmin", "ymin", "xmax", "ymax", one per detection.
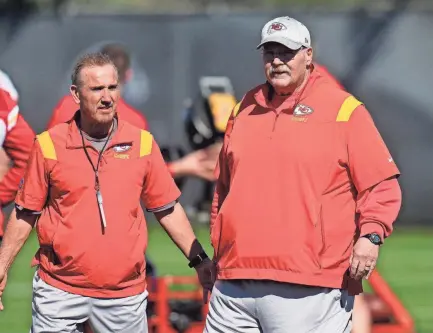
[{"xmin": 0, "ymin": 225, "xmax": 432, "ymax": 333}]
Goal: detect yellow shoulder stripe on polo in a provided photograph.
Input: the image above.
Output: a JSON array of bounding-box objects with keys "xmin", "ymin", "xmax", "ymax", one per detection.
[
  {"xmin": 139, "ymin": 130, "xmax": 153, "ymax": 157},
  {"xmin": 36, "ymin": 131, "xmax": 57, "ymax": 160},
  {"xmin": 336, "ymin": 96, "xmax": 363, "ymax": 122}
]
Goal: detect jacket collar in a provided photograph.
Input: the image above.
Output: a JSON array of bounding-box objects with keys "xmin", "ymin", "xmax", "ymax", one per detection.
[{"xmin": 253, "ymin": 65, "xmax": 320, "ymax": 110}]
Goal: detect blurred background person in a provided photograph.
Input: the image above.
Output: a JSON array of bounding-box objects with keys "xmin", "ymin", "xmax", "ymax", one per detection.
[
  {"xmin": 0, "ymin": 70, "xmax": 34, "ymax": 243},
  {"xmin": 0, "ymin": 69, "xmax": 19, "ymax": 102},
  {"xmin": 0, "ymin": 68, "xmax": 21, "ymax": 180}
]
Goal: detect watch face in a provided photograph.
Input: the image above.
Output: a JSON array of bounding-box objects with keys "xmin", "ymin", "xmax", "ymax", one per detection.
[{"xmin": 371, "ymin": 234, "xmax": 381, "ymax": 244}]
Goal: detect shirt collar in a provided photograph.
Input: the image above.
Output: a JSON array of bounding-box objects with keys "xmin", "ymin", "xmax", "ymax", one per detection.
[{"xmin": 66, "ymin": 111, "xmax": 134, "ymax": 149}]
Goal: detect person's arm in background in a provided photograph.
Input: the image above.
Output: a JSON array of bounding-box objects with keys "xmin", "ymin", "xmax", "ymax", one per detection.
[{"xmin": 167, "ymin": 142, "xmax": 222, "ymax": 182}]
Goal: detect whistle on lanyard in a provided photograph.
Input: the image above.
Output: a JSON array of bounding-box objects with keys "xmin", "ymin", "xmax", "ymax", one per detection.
[
  {"xmin": 96, "ymin": 189, "xmax": 107, "ymax": 229},
  {"xmin": 94, "ymin": 172, "xmax": 107, "ymax": 229}
]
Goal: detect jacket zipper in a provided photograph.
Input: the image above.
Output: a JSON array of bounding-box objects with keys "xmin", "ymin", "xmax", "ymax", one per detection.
[{"xmin": 270, "ymin": 111, "xmax": 280, "ymax": 137}]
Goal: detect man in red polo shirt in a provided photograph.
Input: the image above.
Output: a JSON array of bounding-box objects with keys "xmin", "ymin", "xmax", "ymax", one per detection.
[
  {"xmin": 0, "ymin": 53, "xmax": 215, "ymax": 332},
  {"xmin": 204, "ymin": 16, "xmax": 401, "ymax": 333}
]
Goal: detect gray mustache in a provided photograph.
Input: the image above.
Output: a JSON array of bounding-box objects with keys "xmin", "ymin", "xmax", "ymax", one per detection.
[{"xmin": 270, "ymin": 67, "xmax": 290, "ymax": 75}]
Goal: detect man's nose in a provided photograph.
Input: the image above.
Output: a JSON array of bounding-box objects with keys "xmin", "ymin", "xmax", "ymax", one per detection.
[
  {"xmin": 272, "ymin": 56, "xmax": 284, "ymax": 65},
  {"xmin": 101, "ymin": 89, "xmax": 111, "ymax": 102}
]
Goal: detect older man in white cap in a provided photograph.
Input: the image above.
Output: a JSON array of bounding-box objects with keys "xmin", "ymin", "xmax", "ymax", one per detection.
[{"xmin": 203, "ymin": 16, "xmax": 402, "ymax": 333}]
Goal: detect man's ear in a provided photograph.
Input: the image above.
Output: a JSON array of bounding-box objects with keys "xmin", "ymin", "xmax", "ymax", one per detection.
[
  {"xmin": 306, "ymin": 48, "xmax": 314, "ymax": 67},
  {"xmin": 70, "ymin": 85, "xmax": 80, "ymax": 104}
]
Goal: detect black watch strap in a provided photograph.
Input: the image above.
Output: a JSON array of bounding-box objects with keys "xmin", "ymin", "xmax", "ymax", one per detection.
[
  {"xmin": 188, "ymin": 251, "xmax": 208, "ymax": 268},
  {"xmin": 362, "ymin": 233, "xmax": 382, "ymax": 245}
]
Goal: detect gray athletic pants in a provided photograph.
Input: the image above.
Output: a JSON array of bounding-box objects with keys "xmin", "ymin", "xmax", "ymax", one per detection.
[
  {"xmin": 30, "ymin": 272, "xmax": 148, "ymax": 333},
  {"xmin": 204, "ymin": 280, "xmax": 354, "ymax": 333}
]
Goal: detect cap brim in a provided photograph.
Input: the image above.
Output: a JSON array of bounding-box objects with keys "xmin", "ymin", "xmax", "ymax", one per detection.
[{"xmin": 257, "ymin": 36, "xmax": 304, "ymax": 50}]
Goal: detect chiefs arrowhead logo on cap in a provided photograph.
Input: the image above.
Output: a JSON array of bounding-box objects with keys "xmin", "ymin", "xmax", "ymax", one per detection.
[{"xmin": 267, "ymin": 22, "xmax": 287, "ymax": 34}]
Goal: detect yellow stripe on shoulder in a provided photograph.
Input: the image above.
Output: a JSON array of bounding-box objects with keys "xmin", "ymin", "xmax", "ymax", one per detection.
[
  {"xmin": 36, "ymin": 131, "xmax": 57, "ymax": 160},
  {"xmin": 336, "ymin": 95, "xmax": 363, "ymax": 122},
  {"xmin": 139, "ymin": 130, "xmax": 153, "ymax": 157}
]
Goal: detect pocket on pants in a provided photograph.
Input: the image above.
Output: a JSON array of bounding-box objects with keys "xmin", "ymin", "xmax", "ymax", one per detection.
[{"xmin": 32, "ymin": 273, "xmax": 59, "ymax": 317}]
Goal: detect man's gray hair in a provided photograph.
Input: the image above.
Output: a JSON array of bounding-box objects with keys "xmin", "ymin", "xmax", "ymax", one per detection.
[{"xmin": 71, "ymin": 52, "xmax": 117, "ymax": 87}]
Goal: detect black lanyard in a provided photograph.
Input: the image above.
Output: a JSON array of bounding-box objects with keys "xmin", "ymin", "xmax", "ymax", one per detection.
[
  {"xmin": 79, "ymin": 127, "xmax": 113, "ymax": 191},
  {"xmin": 79, "ymin": 125, "xmax": 114, "ymax": 229}
]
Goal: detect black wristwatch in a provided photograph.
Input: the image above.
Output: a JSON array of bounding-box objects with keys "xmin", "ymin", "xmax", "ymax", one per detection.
[
  {"xmin": 362, "ymin": 233, "xmax": 382, "ymax": 246},
  {"xmin": 188, "ymin": 251, "xmax": 209, "ymax": 268}
]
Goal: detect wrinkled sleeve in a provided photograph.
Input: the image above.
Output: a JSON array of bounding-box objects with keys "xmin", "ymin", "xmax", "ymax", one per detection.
[
  {"xmin": 346, "ymin": 105, "xmax": 400, "ymax": 193},
  {"xmin": 141, "ymin": 137, "xmax": 181, "ymax": 211},
  {"xmin": 15, "ymin": 139, "xmax": 49, "ymax": 212},
  {"xmin": 356, "ymin": 177, "xmax": 402, "ymax": 241}
]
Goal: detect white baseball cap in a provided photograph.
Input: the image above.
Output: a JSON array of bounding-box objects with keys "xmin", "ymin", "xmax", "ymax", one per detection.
[{"xmin": 257, "ymin": 16, "xmax": 311, "ymax": 50}]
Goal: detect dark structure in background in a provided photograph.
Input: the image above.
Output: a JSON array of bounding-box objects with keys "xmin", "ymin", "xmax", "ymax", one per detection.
[
  {"xmin": 0, "ymin": 10, "xmax": 431, "ymax": 226},
  {"xmin": 183, "ymin": 76, "xmax": 236, "ymax": 215}
]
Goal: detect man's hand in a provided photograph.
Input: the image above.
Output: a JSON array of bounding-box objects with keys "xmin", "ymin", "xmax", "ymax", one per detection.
[
  {"xmin": 0, "ymin": 270, "xmax": 7, "ymax": 311},
  {"xmin": 349, "ymin": 237, "xmax": 379, "ymax": 280},
  {"xmin": 195, "ymin": 258, "xmax": 216, "ymax": 304},
  {"xmin": 169, "ymin": 146, "xmax": 220, "ymax": 181}
]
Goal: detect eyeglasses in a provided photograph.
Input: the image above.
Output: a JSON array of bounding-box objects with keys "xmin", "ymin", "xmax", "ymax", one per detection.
[{"xmin": 262, "ymin": 47, "xmax": 306, "ymax": 62}]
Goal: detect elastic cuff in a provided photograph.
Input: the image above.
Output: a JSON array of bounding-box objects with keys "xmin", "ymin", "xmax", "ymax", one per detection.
[
  {"xmin": 360, "ymin": 222, "xmax": 385, "ymax": 241},
  {"xmin": 15, "ymin": 204, "xmax": 42, "ymax": 215},
  {"xmin": 146, "ymin": 200, "xmax": 177, "ymax": 213},
  {"xmin": 14, "ymin": 199, "xmax": 44, "ymax": 213}
]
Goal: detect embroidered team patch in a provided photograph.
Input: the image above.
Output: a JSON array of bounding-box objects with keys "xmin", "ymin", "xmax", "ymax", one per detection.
[
  {"xmin": 293, "ymin": 104, "xmax": 314, "ymax": 116},
  {"xmin": 113, "ymin": 144, "xmax": 132, "ymax": 153}
]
